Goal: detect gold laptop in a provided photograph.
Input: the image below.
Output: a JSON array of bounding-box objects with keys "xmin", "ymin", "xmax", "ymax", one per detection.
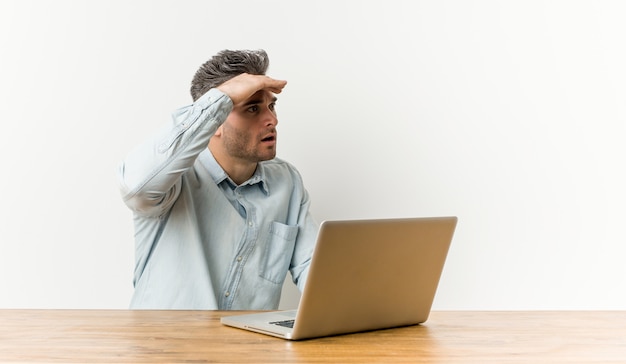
[{"xmin": 221, "ymin": 216, "xmax": 458, "ymax": 340}]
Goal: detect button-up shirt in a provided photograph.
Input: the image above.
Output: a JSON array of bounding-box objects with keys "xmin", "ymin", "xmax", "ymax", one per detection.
[{"xmin": 117, "ymin": 88, "xmax": 318, "ymax": 310}]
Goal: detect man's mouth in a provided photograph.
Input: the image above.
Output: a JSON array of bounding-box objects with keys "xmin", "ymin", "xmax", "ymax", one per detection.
[{"xmin": 261, "ymin": 133, "xmax": 276, "ymax": 142}]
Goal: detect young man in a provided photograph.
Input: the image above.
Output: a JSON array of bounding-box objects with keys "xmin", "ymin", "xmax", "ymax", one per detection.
[{"xmin": 118, "ymin": 50, "xmax": 318, "ymax": 309}]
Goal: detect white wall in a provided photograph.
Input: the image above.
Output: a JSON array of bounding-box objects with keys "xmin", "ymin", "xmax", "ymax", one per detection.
[{"xmin": 1, "ymin": 0, "xmax": 624, "ymax": 310}]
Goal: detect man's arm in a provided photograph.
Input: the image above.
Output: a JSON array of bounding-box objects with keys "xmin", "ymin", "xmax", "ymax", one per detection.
[
  {"xmin": 117, "ymin": 74, "xmax": 287, "ymax": 217},
  {"xmin": 118, "ymin": 89, "xmax": 232, "ymax": 217}
]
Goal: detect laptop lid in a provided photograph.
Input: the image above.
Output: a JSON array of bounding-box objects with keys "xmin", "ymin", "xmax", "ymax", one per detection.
[{"xmin": 221, "ymin": 216, "xmax": 457, "ymax": 340}]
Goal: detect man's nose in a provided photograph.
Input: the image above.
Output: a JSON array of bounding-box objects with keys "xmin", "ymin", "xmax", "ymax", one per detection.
[{"xmin": 263, "ymin": 108, "xmax": 278, "ymax": 126}]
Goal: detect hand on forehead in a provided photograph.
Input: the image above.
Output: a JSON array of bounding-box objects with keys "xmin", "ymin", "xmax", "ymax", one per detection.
[{"xmin": 217, "ymin": 73, "xmax": 287, "ymax": 105}]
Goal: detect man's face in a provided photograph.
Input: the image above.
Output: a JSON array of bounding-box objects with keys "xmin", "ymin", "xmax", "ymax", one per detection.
[{"xmin": 219, "ymin": 89, "xmax": 279, "ymax": 163}]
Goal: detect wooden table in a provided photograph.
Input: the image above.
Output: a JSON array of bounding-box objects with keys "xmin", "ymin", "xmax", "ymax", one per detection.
[{"xmin": 0, "ymin": 310, "xmax": 624, "ymax": 363}]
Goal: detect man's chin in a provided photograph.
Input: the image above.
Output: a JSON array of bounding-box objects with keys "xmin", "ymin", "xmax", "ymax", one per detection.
[{"xmin": 256, "ymin": 151, "xmax": 277, "ymax": 162}]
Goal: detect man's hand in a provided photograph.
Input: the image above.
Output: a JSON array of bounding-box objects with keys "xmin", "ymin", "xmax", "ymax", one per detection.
[{"xmin": 217, "ymin": 73, "xmax": 287, "ymax": 105}]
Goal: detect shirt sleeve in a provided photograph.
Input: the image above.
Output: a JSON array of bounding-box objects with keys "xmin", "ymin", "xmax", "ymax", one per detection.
[
  {"xmin": 117, "ymin": 88, "xmax": 233, "ymax": 217},
  {"xmin": 291, "ymin": 205, "xmax": 318, "ymax": 292},
  {"xmin": 287, "ymin": 169, "xmax": 319, "ymax": 291}
]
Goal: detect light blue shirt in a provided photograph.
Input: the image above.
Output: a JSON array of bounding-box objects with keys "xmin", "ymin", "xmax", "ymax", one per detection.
[{"xmin": 118, "ymin": 88, "xmax": 318, "ymax": 310}]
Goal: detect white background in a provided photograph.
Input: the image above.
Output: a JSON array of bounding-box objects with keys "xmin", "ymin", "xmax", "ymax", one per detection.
[{"xmin": 1, "ymin": 0, "xmax": 624, "ymax": 310}]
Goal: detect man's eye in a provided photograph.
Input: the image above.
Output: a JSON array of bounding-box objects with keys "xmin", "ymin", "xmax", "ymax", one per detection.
[
  {"xmin": 269, "ymin": 103, "xmax": 276, "ymax": 111},
  {"xmin": 247, "ymin": 105, "xmax": 259, "ymax": 113}
]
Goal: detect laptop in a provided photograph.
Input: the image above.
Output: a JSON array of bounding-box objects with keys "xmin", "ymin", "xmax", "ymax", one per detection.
[{"xmin": 221, "ymin": 216, "xmax": 457, "ymax": 340}]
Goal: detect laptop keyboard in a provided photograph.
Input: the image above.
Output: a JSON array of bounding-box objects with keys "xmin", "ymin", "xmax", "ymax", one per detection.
[{"xmin": 270, "ymin": 319, "xmax": 295, "ymax": 328}]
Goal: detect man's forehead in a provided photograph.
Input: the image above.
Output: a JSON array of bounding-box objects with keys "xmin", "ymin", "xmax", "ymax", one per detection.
[{"xmin": 240, "ymin": 90, "xmax": 277, "ymax": 106}]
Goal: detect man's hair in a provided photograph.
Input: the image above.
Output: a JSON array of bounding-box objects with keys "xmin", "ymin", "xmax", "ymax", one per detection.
[{"xmin": 190, "ymin": 49, "xmax": 270, "ymax": 101}]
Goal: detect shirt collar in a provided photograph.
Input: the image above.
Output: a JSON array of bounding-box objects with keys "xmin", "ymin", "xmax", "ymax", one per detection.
[{"xmin": 198, "ymin": 149, "xmax": 269, "ymax": 195}]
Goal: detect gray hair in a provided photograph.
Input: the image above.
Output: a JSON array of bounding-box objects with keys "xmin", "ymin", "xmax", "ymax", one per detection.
[{"xmin": 190, "ymin": 49, "xmax": 270, "ymax": 101}]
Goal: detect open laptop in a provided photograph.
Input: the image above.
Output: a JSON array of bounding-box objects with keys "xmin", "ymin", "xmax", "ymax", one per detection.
[{"xmin": 221, "ymin": 216, "xmax": 457, "ymax": 340}]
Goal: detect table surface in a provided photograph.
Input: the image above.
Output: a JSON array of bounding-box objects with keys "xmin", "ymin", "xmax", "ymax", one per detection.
[{"xmin": 0, "ymin": 310, "xmax": 625, "ymax": 363}]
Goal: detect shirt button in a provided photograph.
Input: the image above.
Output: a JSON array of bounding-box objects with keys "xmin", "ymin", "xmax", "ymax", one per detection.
[
  {"xmin": 236, "ymin": 256, "xmax": 242, "ymax": 262},
  {"xmin": 225, "ymin": 292, "xmax": 230, "ymax": 297},
  {"xmin": 248, "ymin": 221, "xmax": 253, "ymax": 227}
]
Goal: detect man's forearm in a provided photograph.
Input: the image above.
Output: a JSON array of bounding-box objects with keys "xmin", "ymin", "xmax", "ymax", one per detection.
[{"xmin": 118, "ymin": 89, "xmax": 232, "ymax": 216}]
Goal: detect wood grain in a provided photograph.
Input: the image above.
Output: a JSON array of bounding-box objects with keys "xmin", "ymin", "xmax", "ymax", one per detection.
[{"xmin": 0, "ymin": 310, "xmax": 624, "ymax": 363}]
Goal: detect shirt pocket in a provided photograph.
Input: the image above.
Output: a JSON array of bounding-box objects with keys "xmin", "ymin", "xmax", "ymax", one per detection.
[{"xmin": 259, "ymin": 221, "xmax": 299, "ymax": 284}]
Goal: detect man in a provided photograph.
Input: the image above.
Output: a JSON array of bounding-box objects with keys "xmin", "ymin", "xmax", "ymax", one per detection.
[{"xmin": 118, "ymin": 49, "xmax": 318, "ymax": 310}]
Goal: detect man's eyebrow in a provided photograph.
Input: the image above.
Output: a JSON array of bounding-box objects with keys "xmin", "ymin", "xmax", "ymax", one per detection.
[{"xmin": 241, "ymin": 96, "xmax": 278, "ymax": 107}]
